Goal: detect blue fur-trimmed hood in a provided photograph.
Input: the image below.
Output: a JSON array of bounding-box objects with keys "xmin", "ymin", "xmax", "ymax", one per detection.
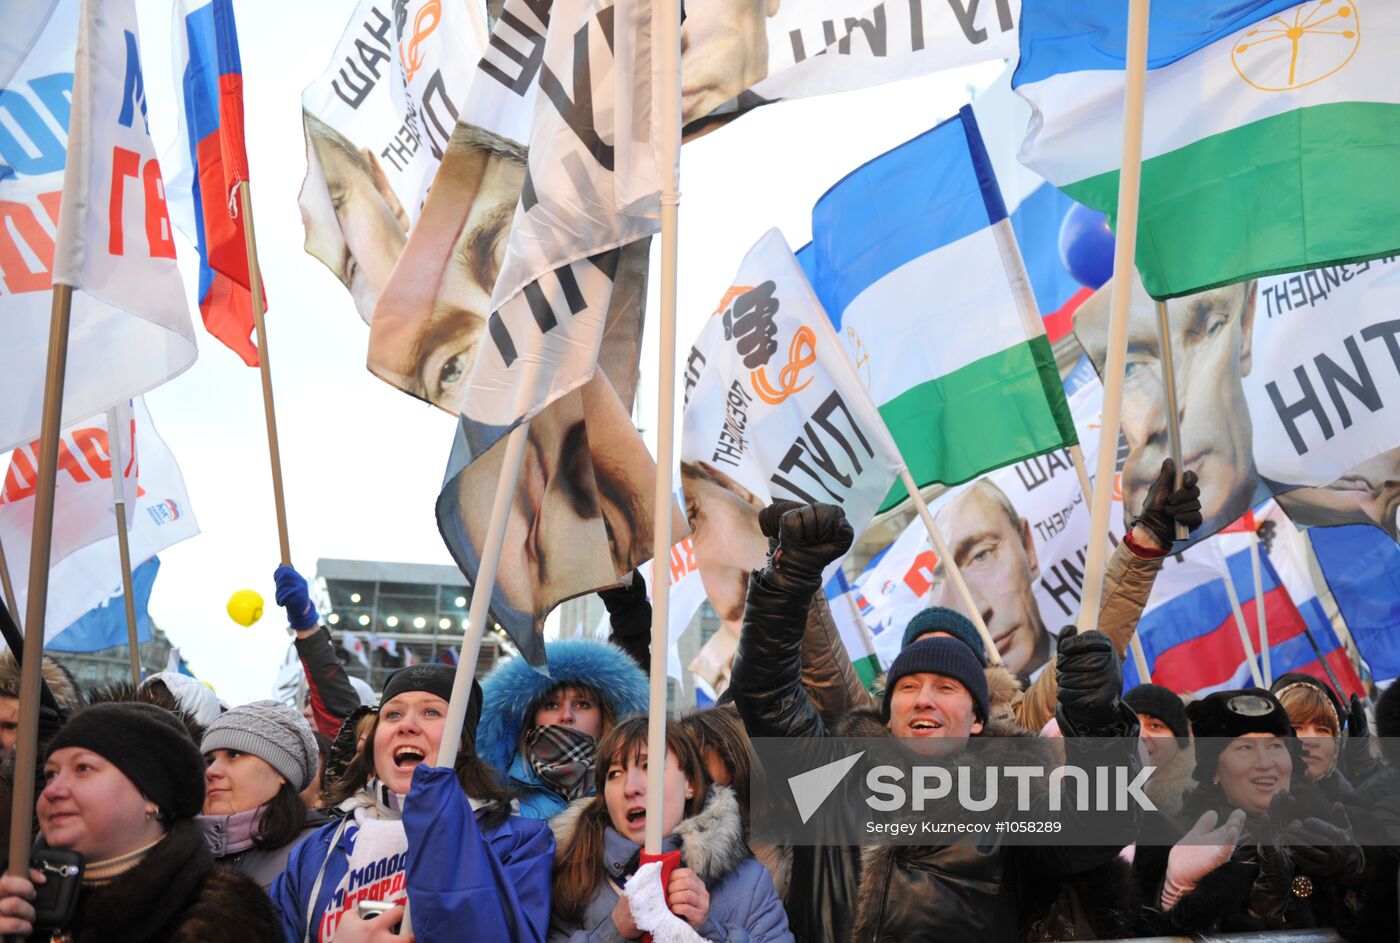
[{"xmin": 477, "ymin": 640, "xmax": 649, "ymax": 776}]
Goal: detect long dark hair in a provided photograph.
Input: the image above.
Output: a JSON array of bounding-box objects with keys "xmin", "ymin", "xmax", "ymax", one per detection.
[
  {"xmin": 679, "ymin": 706, "xmax": 754, "ymax": 831},
  {"xmin": 552, "ymin": 717, "xmax": 710, "ymax": 925},
  {"xmin": 254, "ymin": 781, "xmax": 308, "ymax": 849},
  {"xmin": 323, "ymin": 711, "xmax": 515, "ymax": 828}
]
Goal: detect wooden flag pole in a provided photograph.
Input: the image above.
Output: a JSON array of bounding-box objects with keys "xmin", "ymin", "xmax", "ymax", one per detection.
[
  {"xmin": 1077, "ymin": 0, "xmax": 1152, "ymax": 635},
  {"xmin": 106, "ymin": 407, "xmax": 141, "ymax": 683},
  {"xmin": 899, "ymin": 467, "xmax": 1003, "ymax": 667},
  {"xmin": 1152, "ymin": 301, "xmax": 1190, "ymax": 541},
  {"xmin": 237, "ymin": 181, "xmax": 292, "ymax": 566},
  {"xmin": 645, "ymin": 0, "xmax": 684, "ymax": 858},
  {"xmin": 0, "ymin": 535, "xmax": 19, "ymax": 634},
  {"xmin": 1250, "ymin": 529, "xmax": 1271, "ymax": 686},
  {"xmin": 1070, "ymin": 445, "xmax": 1094, "ymax": 511},
  {"xmin": 7, "ymin": 283, "xmax": 73, "ymax": 880}
]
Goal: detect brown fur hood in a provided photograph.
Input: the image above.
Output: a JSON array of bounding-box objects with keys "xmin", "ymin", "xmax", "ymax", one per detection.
[{"xmin": 0, "ymin": 652, "xmax": 82, "ymax": 710}]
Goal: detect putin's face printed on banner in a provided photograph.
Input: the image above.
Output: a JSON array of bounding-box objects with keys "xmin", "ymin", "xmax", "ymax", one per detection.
[
  {"xmin": 369, "ymin": 122, "xmax": 527, "ymax": 413},
  {"xmin": 1076, "ymin": 275, "xmax": 1258, "ymax": 538},
  {"xmin": 931, "ymin": 480, "xmax": 1050, "ymax": 678},
  {"xmin": 300, "ymin": 111, "xmax": 409, "ymax": 322},
  {"xmin": 680, "ymin": 461, "xmax": 768, "ymax": 643},
  {"xmin": 1277, "ymin": 447, "xmax": 1400, "ymax": 540}
]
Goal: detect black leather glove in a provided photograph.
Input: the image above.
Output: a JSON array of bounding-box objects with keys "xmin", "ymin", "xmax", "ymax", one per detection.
[
  {"xmin": 758, "ymin": 499, "xmax": 805, "ymax": 553},
  {"xmin": 1054, "ymin": 630, "xmax": 1123, "ymax": 730},
  {"xmin": 1132, "ymin": 458, "xmax": 1202, "ymax": 546},
  {"xmin": 764, "ymin": 503, "xmax": 853, "ymax": 596},
  {"xmin": 1286, "ymin": 808, "xmax": 1366, "ymax": 884},
  {"xmin": 598, "ymin": 570, "xmax": 649, "ymax": 620},
  {"xmin": 1346, "ymin": 693, "xmax": 1369, "ymax": 738},
  {"xmin": 1248, "ymin": 840, "xmax": 1295, "ymax": 922}
]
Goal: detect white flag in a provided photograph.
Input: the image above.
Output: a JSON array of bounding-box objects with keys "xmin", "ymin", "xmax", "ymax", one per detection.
[
  {"xmin": 0, "ymin": 0, "xmax": 197, "ymax": 453},
  {"xmin": 2, "ymin": 398, "xmax": 200, "ymax": 640},
  {"xmin": 341, "ymin": 628, "xmax": 371, "ymax": 669}
]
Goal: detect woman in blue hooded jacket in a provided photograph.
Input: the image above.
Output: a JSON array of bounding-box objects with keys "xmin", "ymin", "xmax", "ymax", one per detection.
[
  {"xmin": 269, "ymin": 665, "xmax": 554, "ymax": 943},
  {"xmin": 478, "ymin": 639, "xmax": 649, "ymax": 821}
]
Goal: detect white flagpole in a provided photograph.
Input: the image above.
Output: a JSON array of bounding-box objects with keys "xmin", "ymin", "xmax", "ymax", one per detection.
[
  {"xmin": 1250, "ymin": 529, "xmax": 1271, "ymax": 685},
  {"xmin": 1223, "ymin": 570, "xmax": 1265, "ymax": 688},
  {"xmin": 1070, "ymin": 444, "xmax": 1094, "ymax": 511},
  {"xmin": 898, "ymin": 468, "xmax": 1003, "ymax": 666},
  {"xmin": 1077, "ymin": 0, "xmax": 1153, "ymax": 635},
  {"xmin": 645, "ymin": 0, "xmax": 683, "ymax": 857},
  {"xmin": 106, "ymin": 407, "xmax": 141, "ymax": 683}
]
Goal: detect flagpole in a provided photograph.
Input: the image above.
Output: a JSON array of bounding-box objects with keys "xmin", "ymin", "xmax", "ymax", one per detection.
[
  {"xmin": 645, "ymin": 0, "xmax": 683, "ymax": 858},
  {"xmin": 1222, "ymin": 569, "xmax": 1265, "ymax": 688},
  {"xmin": 0, "ymin": 535, "xmax": 19, "ymax": 634},
  {"xmin": 1070, "ymin": 445, "xmax": 1094, "ymax": 511},
  {"xmin": 1152, "ymin": 301, "xmax": 1189, "ymax": 541},
  {"xmin": 898, "ymin": 467, "xmax": 1002, "ymax": 666},
  {"xmin": 106, "ymin": 408, "xmax": 142, "ymax": 683},
  {"xmin": 7, "ymin": 283, "xmax": 73, "ymax": 880},
  {"xmin": 1250, "ymin": 529, "xmax": 1271, "ymax": 686},
  {"xmin": 1070, "ymin": 436, "xmax": 1152, "ymax": 680},
  {"xmin": 1077, "ymin": 0, "xmax": 1152, "ymax": 636},
  {"xmin": 237, "ymin": 180, "xmax": 292, "ymax": 566}
]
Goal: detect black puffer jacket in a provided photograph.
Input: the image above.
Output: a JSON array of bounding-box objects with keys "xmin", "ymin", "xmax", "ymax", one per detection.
[
  {"xmin": 731, "ymin": 567, "xmax": 1143, "ymax": 943},
  {"xmin": 33, "ymin": 819, "xmax": 280, "ymax": 942},
  {"xmin": 1133, "ymin": 780, "xmax": 1367, "ymax": 938}
]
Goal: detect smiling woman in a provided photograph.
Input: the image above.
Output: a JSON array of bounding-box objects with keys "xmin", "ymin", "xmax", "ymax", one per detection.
[
  {"xmin": 0, "ymin": 703, "xmax": 281, "ymax": 942},
  {"xmin": 1131, "ymin": 688, "xmax": 1368, "ymax": 937}
]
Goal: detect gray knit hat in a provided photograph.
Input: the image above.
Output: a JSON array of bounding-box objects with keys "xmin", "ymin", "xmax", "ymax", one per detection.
[{"xmin": 201, "ymin": 699, "xmax": 318, "ymax": 791}]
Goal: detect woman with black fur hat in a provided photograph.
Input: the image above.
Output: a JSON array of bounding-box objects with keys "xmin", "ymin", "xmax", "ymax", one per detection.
[
  {"xmin": 1134, "ymin": 687, "xmax": 1367, "ymax": 936},
  {"xmin": 270, "ymin": 663, "xmax": 555, "ymax": 943},
  {"xmin": 0, "ymin": 701, "xmax": 281, "ymax": 941}
]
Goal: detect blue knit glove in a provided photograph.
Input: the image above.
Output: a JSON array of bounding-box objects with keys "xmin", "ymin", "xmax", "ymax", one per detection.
[{"xmin": 274, "ymin": 565, "xmax": 320, "ymax": 630}]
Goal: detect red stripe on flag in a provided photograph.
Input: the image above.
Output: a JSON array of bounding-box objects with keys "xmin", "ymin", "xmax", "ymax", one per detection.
[
  {"xmin": 1290, "ymin": 649, "xmax": 1366, "ymax": 701},
  {"xmin": 201, "ymin": 272, "xmax": 259, "ymax": 366},
  {"xmin": 1043, "ymin": 286, "xmax": 1093, "ymax": 343},
  {"xmin": 1151, "ymin": 586, "xmax": 1306, "ymax": 693}
]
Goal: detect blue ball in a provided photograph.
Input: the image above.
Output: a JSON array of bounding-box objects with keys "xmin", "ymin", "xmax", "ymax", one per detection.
[{"xmin": 1058, "ymin": 203, "xmax": 1115, "ymax": 290}]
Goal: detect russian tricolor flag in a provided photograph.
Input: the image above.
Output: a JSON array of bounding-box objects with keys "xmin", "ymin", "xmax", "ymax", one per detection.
[
  {"xmin": 1125, "ymin": 530, "xmax": 1363, "ymax": 698},
  {"xmin": 170, "ymin": 0, "xmax": 260, "ymax": 366}
]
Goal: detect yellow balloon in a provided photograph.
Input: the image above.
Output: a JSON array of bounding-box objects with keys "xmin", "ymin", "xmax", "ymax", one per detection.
[{"xmin": 227, "ymin": 589, "xmax": 264, "ymax": 627}]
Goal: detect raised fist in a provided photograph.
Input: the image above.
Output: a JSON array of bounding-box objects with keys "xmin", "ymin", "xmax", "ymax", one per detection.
[{"xmin": 764, "ymin": 502, "xmax": 852, "ymax": 596}]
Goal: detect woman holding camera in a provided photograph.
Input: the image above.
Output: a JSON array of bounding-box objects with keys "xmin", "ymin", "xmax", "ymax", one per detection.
[
  {"xmin": 199, "ymin": 700, "xmax": 328, "ymax": 890},
  {"xmin": 270, "ymin": 664, "xmax": 554, "ymax": 943},
  {"xmin": 0, "ymin": 701, "xmax": 281, "ymax": 941}
]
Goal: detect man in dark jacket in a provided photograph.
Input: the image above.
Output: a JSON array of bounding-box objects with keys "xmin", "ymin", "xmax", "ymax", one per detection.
[{"xmin": 730, "ymin": 502, "xmax": 1143, "ymax": 943}]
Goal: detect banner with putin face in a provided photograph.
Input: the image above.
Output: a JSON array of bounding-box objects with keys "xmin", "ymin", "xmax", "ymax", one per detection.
[{"xmin": 1074, "ymin": 258, "xmax": 1400, "ymax": 546}]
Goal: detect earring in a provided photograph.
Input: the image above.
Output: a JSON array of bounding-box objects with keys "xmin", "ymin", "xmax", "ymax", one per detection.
[
  {"xmin": 1212, "ymin": 778, "xmax": 1219, "ymax": 786},
  {"xmin": 685, "ymin": 789, "xmax": 694, "ymax": 799},
  {"xmin": 145, "ymin": 809, "xmax": 155, "ymax": 821}
]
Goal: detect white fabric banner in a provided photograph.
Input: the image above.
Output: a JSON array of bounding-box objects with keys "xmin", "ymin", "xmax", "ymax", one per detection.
[
  {"xmin": 0, "ymin": 0, "xmax": 197, "ymax": 454},
  {"xmin": 681, "ymin": 228, "xmax": 902, "ymax": 535},
  {"xmin": 2, "ymin": 398, "xmax": 200, "ymax": 640}
]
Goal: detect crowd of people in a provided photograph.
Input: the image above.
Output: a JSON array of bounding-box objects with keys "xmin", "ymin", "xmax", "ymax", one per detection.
[{"xmin": 0, "ymin": 465, "xmax": 1397, "ymax": 941}]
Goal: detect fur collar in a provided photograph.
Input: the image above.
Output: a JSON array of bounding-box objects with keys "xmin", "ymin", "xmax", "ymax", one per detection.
[
  {"xmin": 550, "ymin": 785, "xmax": 749, "ymax": 885},
  {"xmin": 75, "ymin": 819, "xmax": 212, "ymax": 938},
  {"xmin": 0, "ymin": 652, "xmax": 81, "ymax": 710},
  {"xmin": 476, "ymin": 640, "xmax": 648, "ymax": 775}
]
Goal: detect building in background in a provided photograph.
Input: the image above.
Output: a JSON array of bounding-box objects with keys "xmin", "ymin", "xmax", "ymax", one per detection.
[
  {"xmin": 316, "ymin": 558, "xmax": 507, "ymax": 694},
  {"xmin": 52, "ymin": 623, "xmax": 178, "ymax": 695}
]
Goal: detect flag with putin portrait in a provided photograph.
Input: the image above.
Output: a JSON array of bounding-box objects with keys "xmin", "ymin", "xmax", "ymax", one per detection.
[
  {"xmin": 680, "ymin": 229, "xmax": 902, "ymax": 686},
  {"xmin": 1073, "ymin": 257, "xmax": 1400, "ymax": 548}
]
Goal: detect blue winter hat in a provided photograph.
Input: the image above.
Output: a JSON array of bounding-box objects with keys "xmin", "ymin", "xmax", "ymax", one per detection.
[
  {"xmin": 476, "ymin": 640, "xmax": 649, "ymax": 776},
  {"xmin": 900, "ymin": 607, "xmax": 988, "ymax": 666},
  {"xmin": 882, "ymin": 637, "xmax": 990, "ymax": 725}
]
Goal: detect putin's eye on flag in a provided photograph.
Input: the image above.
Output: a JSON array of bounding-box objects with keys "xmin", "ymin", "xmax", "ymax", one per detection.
[
  {"xmin": 168, "ymin": 0, "xmax": 261, "ymax": 366},
  {"xmin": 1014, "ymin": 0, "xmax": 1400, "ymax": 301}
]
